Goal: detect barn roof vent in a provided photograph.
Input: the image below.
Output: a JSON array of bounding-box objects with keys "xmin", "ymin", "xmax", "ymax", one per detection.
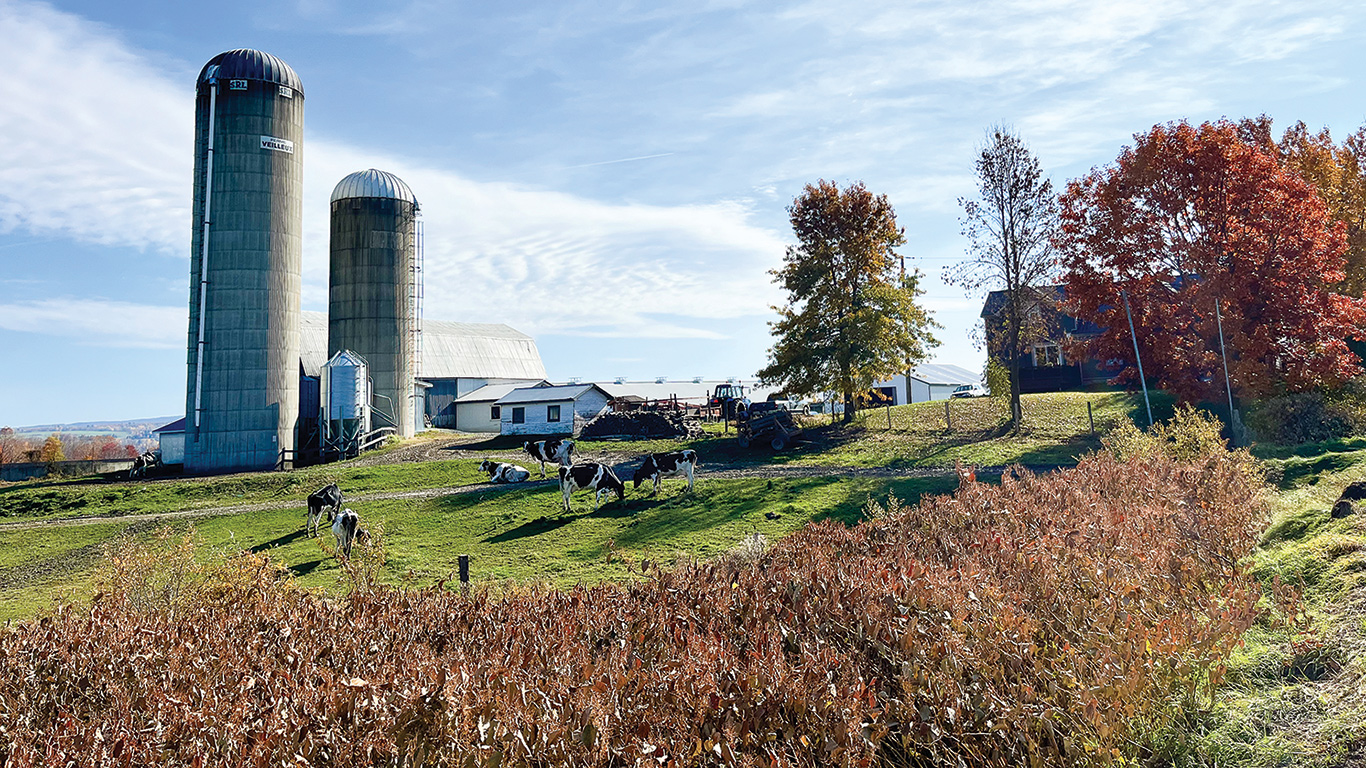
[
  {"xmin": 568, "ymin": 377, "xmax": 582, "ymax": 384},
  {"xmin": 726, "ymin": 377, "xmax": 737, "ymax": 384},
  {"xmin": 692, "ymin": 376, "xmax": 703, "ymax": 383},
  {"xmin": 655, "ymin": 376, "xmax": 668, "ymax": 384},
  {"xmin": 614, "ymin": 376, "xmax": 627, "ymax": 384}
]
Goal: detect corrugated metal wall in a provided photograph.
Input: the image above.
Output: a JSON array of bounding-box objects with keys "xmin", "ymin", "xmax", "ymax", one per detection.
[
  {"xmin": 184, "ymin": 58, "xmax": 303, "ymax": 472},
  {"xmin": 329, "ymin": 197, "xmax": 418, "ymax": 437}
]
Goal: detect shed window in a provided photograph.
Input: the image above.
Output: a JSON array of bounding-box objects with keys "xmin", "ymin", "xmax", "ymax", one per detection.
[
  {"xmin": 547, "ymin": 404, "xmax": 561, "ymax": 422},
  {"xmin": 490, "ymin": 405, "xmax": 501, "ymax": 420},
  {"xmin": 512, "ymin": 407, "xmax": 525, "ymax": 424}
]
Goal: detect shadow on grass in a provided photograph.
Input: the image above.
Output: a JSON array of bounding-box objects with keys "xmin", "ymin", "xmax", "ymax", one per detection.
[
  {"xmin": 250, "ymin": 528, "xmax": 308, "ymax": 553},
  {"xmin": 486, "ymin": 512, "xmax": 579, "ymax": 543},
  {"xmin": 289, "ymin": 558, "xmax": 325, "ymax": 578},
  {"xmin": 1275, "ymin": 453, "xmax": 1360, "ymax": 490}
]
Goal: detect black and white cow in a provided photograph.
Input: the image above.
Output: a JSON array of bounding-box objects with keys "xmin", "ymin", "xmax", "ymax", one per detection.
[
  {"xmin": 559, "ymin": 462, "xmax": 624, "ymax": 513},
  {"xmin": 523, "ymin": 438, "xmax": 575, "ymax": 478},
  {"xmin": 129, "ymin": 451, "xmax": 161, "ymax": 480},
  {"xmin": 479, "ymin": 459, "xmax": 532, "ymax": 484},
  {"xmin": 306, "ymin": 483, "xmax": 343, "ymax": 538},
  {"xmin": 332, "ymin": 508, "xmax": 363, "ymax": 558},
  {"xmin": 632, "ymin": 450, "xmax": 699, "ymax": 495}
]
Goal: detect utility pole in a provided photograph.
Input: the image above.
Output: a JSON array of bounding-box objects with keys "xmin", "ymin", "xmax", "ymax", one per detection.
[
  {"xmin": 1122, "ymin": 290, "xmax": 1154, "ymax": 428},
  {"xmin": 1215, "ymin": 298, "xmax": 1237, "ymax": 440}
]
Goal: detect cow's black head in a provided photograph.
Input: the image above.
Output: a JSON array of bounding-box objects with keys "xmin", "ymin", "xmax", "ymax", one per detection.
[{"xmin": 631, "ymin": 459, "xmax": 655, "ymax": 490}]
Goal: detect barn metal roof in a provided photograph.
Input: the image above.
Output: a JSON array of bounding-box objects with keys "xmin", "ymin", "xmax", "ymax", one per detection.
[
  {"xmin": 300, "ymin": 311, "xmax": 329, "ymax": 377},
  {"xmin": 330, "ymin": 169, "xmax": 418, "ymax": 205},
  {"xmin": 454, "ymin": 381, "xmax": 551, "ymax": 404},
  {"xmin": 908, "ymin": 363, "xmax": 981, "ymax": 386},
  {"xmin": 299, "ymin": 311, "xmax": 547, "ymax": 381},
  {"xmin": 197, "ymin": 49, "xmax": 303, "ymax": 94},
  {"xmin": 495, "ymin": 384, "xmax": 611, "ymax": 406}
]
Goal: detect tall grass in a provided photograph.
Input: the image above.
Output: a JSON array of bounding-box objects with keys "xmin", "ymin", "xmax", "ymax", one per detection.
[{"xmin": 0, "ymin": 448, "xmax": 1264, "ymax": 767}]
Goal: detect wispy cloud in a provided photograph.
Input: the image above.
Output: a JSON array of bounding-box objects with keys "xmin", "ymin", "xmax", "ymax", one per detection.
[
  {"xmin": 0, "ymin": 0, "xmax": 787, "ymax": 343},
  {"xmin": 0, "ymin": 298, "xmax": 185, "ymax": 348}
]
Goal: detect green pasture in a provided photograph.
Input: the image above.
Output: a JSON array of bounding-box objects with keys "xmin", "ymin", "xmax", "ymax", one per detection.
[{"xmin": 0, "ymin": 474, "xmax": 958, "ymax": 621}]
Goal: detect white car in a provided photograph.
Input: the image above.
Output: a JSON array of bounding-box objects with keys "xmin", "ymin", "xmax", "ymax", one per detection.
[{"xmin": 950, "ymin": 384, "xmax": 988, "ymax": 398}]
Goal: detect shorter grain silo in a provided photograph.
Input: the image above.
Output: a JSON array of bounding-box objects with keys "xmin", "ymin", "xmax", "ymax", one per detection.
[
  {"xmin": 320, "ymin": 350, "xmax": 370, "ymax": 455},
  {"xmin": 328, "ymin": 169, "xmax": 420, "ymax": 438}
]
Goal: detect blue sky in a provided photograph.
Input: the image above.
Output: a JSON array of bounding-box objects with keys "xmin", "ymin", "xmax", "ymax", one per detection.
[{"xmin": 1, "ymin": 0, "xmax": 1363, "ymax": 426}]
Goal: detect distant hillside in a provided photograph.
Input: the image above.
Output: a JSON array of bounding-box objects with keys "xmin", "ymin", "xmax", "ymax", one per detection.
[{"xmin": 6, "ymin": 417, "xmax": 179, "ymax": 441}]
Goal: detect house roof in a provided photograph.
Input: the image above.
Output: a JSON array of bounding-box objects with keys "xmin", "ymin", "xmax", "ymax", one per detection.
[
  {"xmin": 454, "ymin": 380, "xmax": 551, "ymax": 404},
  {"xmin": 299, "ymin": 311, "xmax": 547, "ymax": 381},
  {"xmin": 496, "ymin": 383, "xmax": 612, "ymax": 406},
  {"xmin": 909, "ymin": 363, "xmax": 980, "ymax": 386},
  {"xmin": 154, "ymin": 417, "xmax": 186, "ymax": 433}
]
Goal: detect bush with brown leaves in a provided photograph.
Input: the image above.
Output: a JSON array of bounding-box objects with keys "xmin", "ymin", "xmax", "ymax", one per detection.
[{"xmin": 0, "ymin": 449, "xmax": 1264, "ymax": 767}]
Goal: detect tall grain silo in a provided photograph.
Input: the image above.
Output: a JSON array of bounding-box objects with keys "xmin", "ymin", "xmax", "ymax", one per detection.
[
  {"xmin": 328, "ymin": 169, "xmax": 421, "ymax": 438},
  {"xmin": 184, "ymin": 49, "xmax": 304, "ymax": 472}
]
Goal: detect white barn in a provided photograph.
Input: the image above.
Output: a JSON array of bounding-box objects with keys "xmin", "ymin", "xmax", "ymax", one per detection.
[
  {"xmin": 497, "ymin": 384, "xmax": 613, "ymax": 436},
  {"xmin": 871, "ymin": 363, "xmax": 982, "ymax": 405}
]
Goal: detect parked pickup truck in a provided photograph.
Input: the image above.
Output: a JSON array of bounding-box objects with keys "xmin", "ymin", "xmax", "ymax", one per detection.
[{"xmin": 736, "ymin": 401, "xmax": 802, "ymax": 451}]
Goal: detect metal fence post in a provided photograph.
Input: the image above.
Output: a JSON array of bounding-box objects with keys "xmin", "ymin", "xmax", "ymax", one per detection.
[
  {"xmin": 1087, "ymin": 401, "xmax": 1095, "ymax": 436},
  {"xmin": 458, "ymin": 554, "xmax": 469, "ymax": 586},
  {"xmin": 945, "ymin": 400, "xmax": 952, "ymax": 431}
]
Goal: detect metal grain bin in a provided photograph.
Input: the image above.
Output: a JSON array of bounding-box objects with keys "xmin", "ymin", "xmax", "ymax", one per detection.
[
  {"xmin": 320, "ymin": 350, "xmax": 370, "ymax": 455},
  {"xmin": 184, "ymin": 49, "xmax": 304, "ymax": 472},
  {"xmin": 328, "ymin": 169, "xmax": 421, "ymax": 438}
]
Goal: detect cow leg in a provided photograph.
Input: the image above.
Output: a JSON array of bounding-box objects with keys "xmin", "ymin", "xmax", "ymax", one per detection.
[
  {"xmin": 685, "ymin": 465, "xmax": 694, "ymax": 493},
  {"xmin": 653, "ymin": 475, "xmax": 661, "ymax": 496},
  {"xmin": 563, "ymin": 485, "xmax": 572, "ymax": 513}
]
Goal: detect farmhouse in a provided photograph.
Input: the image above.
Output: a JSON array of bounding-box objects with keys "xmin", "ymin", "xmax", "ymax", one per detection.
[
  {"xmin": 496, "ymin": 383, "xmax": 613, "ymax": 436},
  {"xmin": 981, "ymin": 287, "xmax": 1111, "ymax": 393}
]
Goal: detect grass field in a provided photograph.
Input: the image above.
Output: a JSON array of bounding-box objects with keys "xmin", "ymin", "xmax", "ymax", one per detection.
[{"xmin": 0, "ymin": 473, "xmax": 958, "ymax": 620}]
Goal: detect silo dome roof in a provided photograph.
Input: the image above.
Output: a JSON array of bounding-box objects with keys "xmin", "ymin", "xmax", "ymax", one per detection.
[
  {"xmin": 331, "ymin": 169, "xmax": 418, "ymax": 205},
  {"xmin": 198, "ymin": 49, "xmax": 303, "ymax": 94}
]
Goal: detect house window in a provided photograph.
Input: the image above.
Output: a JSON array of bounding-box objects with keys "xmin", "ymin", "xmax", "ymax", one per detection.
[
  {"xmin": 512, "ymin": 407, "xmax": 525, "ymax": 424},
  {"xmin": 1033, "ymin": 344, "xmax": 1062, "ymax": 367},
  {"xmin": 490, "ymin": 406, "xmax": 501, "ymax": 420},
  {"xmin": 547, "ymin": 404, "xmax": 561, "ymax": 422}
]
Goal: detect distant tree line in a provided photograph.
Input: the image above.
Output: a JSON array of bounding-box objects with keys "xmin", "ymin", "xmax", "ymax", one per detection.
[{"xmin": 0, "ymin": 428, "xmax": 142, "ymax": 464}]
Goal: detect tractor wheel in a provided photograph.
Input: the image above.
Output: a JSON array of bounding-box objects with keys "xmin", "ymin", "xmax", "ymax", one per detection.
[
  {"xmin": 737, "ymin": 433, "xmax": 751, "ymax": 449},
  {"xmin": 770, "ymin": 432, "xmax": 788, "ymax": 451}
]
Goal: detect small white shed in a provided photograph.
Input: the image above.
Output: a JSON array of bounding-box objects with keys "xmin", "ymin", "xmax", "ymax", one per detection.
[
  {"xmin": 497, "ymin": 384, "xmax": 613, "ymax": 436},
  {"xmin": 452, "ymin": 380, "xmax": 551, "ymax": 432},
  {"xmin": 154, "ymin": 417, "xmax": 186, "ymax": 465}
]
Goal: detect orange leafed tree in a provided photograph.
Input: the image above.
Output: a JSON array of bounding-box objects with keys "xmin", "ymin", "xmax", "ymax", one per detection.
[{"xmin": 1057, "ymin": 119, "xmax": 1366, "ymax": 402}]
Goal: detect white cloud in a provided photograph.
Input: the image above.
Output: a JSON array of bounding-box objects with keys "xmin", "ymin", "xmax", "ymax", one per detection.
[
  {"xmin": 0, "ymin": 0, "xmax": 788, "ymax": 342},
  {"xmin": 0, "ymin": 298, "xmax": 185, "ymax": 348}
]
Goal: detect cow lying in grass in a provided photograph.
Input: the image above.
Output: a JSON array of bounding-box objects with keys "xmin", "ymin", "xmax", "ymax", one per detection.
[
  {"xmin": 479, "ymin": 459, "xmax": 532, "ymax": 483},
  {"xmin": 523, "ymin": 438, "xmax": 574, "ymax": 478},
  {"xmin": 559, "ymin": 462, "xmax": 624, "ymax": 513},
  {"xmin": 633, "ymin": 450, "xmax": 698, "ymax": 495},
  {"xmin": 306, "ymin": 483, "xmax": 343, "ymax": 538}
]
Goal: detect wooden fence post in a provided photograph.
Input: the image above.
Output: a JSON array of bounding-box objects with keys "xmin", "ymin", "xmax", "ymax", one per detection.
[
  {"xmin": 1087, "ymin": 401, "xmax": 1095, "ymax": 436},
  {"xmin": 458, "ymin": 554, "xmax": 470, "ymax": 586},
  {"xmin": 945, "ymin": 400, "xmax": 952, "ymax": 431},
  {"xmin": 886, "ymin": 403, "xmax": 892, "ymax": 430}
]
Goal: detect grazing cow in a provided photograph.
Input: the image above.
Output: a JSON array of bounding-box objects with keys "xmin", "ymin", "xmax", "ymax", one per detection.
[
  {"xmin": 632, "ymin": 450, "xmax": 699, "ymax": 495},
  {"xmin": 306, "ymin": 483, "xmax": 343, "ymax": 538},
  {"xmin": 523, "ymin": 438, "xmax": 575, "ymax": 478},
  {"xmin": 559, "ymin": 462, "xmax": 625, "ymax": 513},
  {"xmin": 332, "ymin": 508, "xmax": 362, "ymax": 558},
  {"xmin": 479, "ymin": 459, "xmax": 532, "ymax": 484}
]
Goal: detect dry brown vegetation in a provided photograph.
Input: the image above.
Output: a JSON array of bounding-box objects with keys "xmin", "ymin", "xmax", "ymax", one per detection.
[{"xmin": 0, "ymin": 446, "xmax": 1266, "ymax": 767}]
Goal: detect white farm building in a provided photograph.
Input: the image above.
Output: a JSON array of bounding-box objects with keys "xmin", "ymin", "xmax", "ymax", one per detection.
[
  {"xmin": 871, "ymin": 363, "xmax": 981, "ymax": 405},
  {"xmin": 496, "ymin": 384, "xmax": 613, "ymax": 437}
]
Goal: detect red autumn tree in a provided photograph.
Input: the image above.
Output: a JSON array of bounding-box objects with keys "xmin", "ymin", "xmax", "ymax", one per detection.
[{"xmin": 1058, "ymin": 119, "xmax": 1366, "ymax": 403}]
